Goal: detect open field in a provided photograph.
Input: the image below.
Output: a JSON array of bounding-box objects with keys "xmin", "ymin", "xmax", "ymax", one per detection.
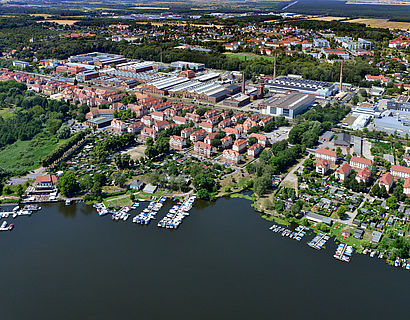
[
  {"xmin": 36, "ymin": 19, "xmax": 80, "ymax": 25},
  {"xmin": 224, "ymin": 52, "xmax": 275, "ymax": 62},
  {"xmin": 30, "ymin": 13, "xmax": 53, "ymax": 18},
  {"xmin": 0, "ymin": 132, "xmax": 67, "ymax": 176},
  {"xmin": 309, "ymin": 16, "xmax": 350, "ymax": 21},
  {"xmin": 132, "ymin": 6, "xmax": 170, "ymax": 10},
  {"xmin": 343, "ymin": 18, "xmax": 410, "ymax": 30},
  {"xmin": 0, "ymin": 108, "xmax": 14, "ymax": 120}
]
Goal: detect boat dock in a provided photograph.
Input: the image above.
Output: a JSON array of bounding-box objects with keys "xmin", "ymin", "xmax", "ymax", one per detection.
[
  {"xmin": 269, "ymin": 224, "xmax": 308, "ymax": 241},
  {"xmin": 334, "ymin": 243, "xmax": 353, "ymax": 262},
  {"xmin": 157, "ymin": 196, "xmax": 195, "ymax": 229},
  {"xmin": 307, "ymin": 233, "xmax": 329, "ymax": 250}
]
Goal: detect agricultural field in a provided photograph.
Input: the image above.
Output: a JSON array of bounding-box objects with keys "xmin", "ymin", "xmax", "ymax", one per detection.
[
  {"xmin": 343, "ymin": 18, "xmax": 410, "ymax": 30},
  {"xmin": 308, "ymin": 16, "xmax": 350, "ymax": 21}
]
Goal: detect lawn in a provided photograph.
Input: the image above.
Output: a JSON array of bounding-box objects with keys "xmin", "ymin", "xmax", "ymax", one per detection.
[
  {"xmin": 225, "ymin": 52, "xmax": 276, "ymax": 62},
  {"xmin": 0, "ymin": 108, "xmax": 15, "ymax": 120},
  {"xmin": 0, "ymin": 131, "xmax": 68, "ymax": 176}
]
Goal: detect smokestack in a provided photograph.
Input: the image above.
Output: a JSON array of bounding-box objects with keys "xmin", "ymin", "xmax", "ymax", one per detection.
[
  {"xmin": 273, "ymin": 51, "xmax": 277, "ymax": 79},
  {"xmin": 242, "ymin": 72, "xmax": 245, "ymax": 94},
  {"xmin": 160, "ymin": 48, "xmax": 163, "ymax": 63},
  {"xmin": 339, "ymin": 60, "xmax": 343, "ymax": 92}
]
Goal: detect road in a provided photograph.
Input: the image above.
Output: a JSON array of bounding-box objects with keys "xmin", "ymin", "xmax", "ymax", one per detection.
[{"xmin": 279, "ymin": 155, "xmax": 309, "ymax": 196}]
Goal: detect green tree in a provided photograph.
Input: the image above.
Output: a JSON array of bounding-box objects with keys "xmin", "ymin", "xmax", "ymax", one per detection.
[{"xmin": 57, "ymin": 171, "xmax": 78, "ymax": 196}]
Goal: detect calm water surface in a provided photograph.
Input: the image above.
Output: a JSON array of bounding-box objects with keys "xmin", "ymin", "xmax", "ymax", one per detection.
[{"xmin": 0, "ymin": 198, "xmax": 408, "ymax": 320}]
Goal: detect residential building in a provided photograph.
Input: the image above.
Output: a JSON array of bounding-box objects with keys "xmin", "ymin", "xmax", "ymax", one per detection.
[
  {"xmin": 223, "ymin": 149, "xmax": 241, "ymax": 164},
  {"xmin": 141, "ymin": 127, "xmax": 157, "ymax": 140},
  {"xmin": 221, "ymin": 135, "xmax": 233, "ymax": 149},
  {"xmin": 249, "ymin": 133, "xmax": 267, "ymax": 147},
  {"xmin": 315, "ymin": 148, "xmax": 337, "ymax": 163},
  {"xmin": 390, "ymin": 165, "xmax": 410, "ymax": 179},
  {"xmin": 193, "ymin": 141, "xmax": 214, "ymax": 158},
  {"xmin": 233, "ymin": 138, "xmax": 247, "ymax": 154},
  {"xmin": 356, "ymin": 167, "xmax": 371, "ymax": 184},
  {"xmin": 335, "ymin": 163, "xmax": 351, "ymax": 181},
  {"xmin": 190, "ymin": 129, "xmax": 207, "ymax": 142},
  {"xmin": 181, "ymin": 127, "xmax": 194, "ymax": 139},
  {"xmin": 111, "ymin": 119, "xmax": 127, "ymax": 132},
  {"xmin": 379, "ymin": 172, "xmax": 394, "ymax": 192},
  {"xmin": 316, "ymin": 159, "xmax": 330, "ymax": 175},
  {"xmin": 169, "ymin": 135, "xmax": 186, "ymax": 150},
  {"xmin": 404, "ymin": 178, "xmax": 410, "ymax": 196},
  {"xmin": 350, "ymin": 156, "xmax": 374, "ymax": 170},
  {"xmin": 247, "ymin": 143, "xmax": 263, "ymax": 158}
]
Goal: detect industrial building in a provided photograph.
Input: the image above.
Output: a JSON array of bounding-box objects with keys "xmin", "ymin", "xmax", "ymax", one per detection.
[
  {"xmin": 387, "ymin": 96, "xmax": 410, "ymax": 112},
  {"xmin": 259, "ymin": 92, "xmax": 315, "ymax": 118},
  {"xmin": 68, "ymin": 52, "xmax": 125, "ymax": 65},
  {"xmin": 265, "ymin": 75, "xmax": 338, "ymax": 98},
  {"xmin": 374, "ymin": 110, "xmax": 410, "ymax": 136},
  {"xmin": 170, "ymin": 61, "xmax": 205, "ymax": 71}
]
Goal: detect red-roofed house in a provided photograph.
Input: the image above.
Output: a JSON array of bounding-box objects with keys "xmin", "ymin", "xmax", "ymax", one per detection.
[
  {"xmin": 199, "ymin": 122, "xmax": 214, "ymax": 133},
  {"xmin": 378, "ymin": 172, "xmax": 394, "ymax": 192},
  {"xmin": 141, "ymin": 127, "xmax": 157, "ymax": 140},
  {"xmin": 356, "ymin": 167, "xmax": 371, "ymax": 184},
  {"xmin": 151, "ymin": 111, "xmax": 165, "ymax": 122},
  {"xmin": 35, "ymin": 174, "xmax": 58, "ymax": 188},
  {"xmin": 316, "ymin": 159, "xmax": 330, "ymax": 175},
  {"xmin": 350, "ymin": 156, "xmax": 374, "ymax": 170},
  {"xmin": 404, "ymin": 178, "xmax": 410, "ymax": 196},
  {"xmin": 249, "ymin": 133, "xmax": 267, "ymax": 147},
  {"xmin": 221, "ymin": 135, "xmax": 233, "ymax": 149},
  {"xmin": 173, "ymin": 116, "xmax": 187, "ymax": 126},
  {"xmin": 247, "ymin": 143, "xmax": 263, "ymax": 158},
  {"xmin": 141, "ymin": 115, "xmax": 153, "ymax": 127},
  {"xmin": 181, "ymin": 127, "xmax": 194, "ymax": 139},
  {"xmin": 190, "ymin": 129, "xmax": 207, "ymax": 142},
  {"xmin": 233, "ymin": 138, "xmax": 247, "ymax": 154},
  {"xmin": 193, "ymin": 141, "xmax": 215, "ymax": 158},
  {"xmin": 390, "ymin": 165, "xmax": 410, "ymax": 179},
  {"xmin": 153, "ymin": 120, "xmax": 169, "ymax": 132},
  {"xmin": 169, "ymin": 135, "xmax": 186, "ymax": 150},
  {"xmin": 111, "ymin": 119, "xmax": 127, "ymax": 132},
  {"xmin": 335, "ymin": 163, "xmax": 351, "ymax": 181},
  {"xmin": 223, "ymin": 149, "xmax": 241, "ymax": 164},
  {"xmin": 315, "ymin": 148, "xmax": 337, "ymax": 163}
]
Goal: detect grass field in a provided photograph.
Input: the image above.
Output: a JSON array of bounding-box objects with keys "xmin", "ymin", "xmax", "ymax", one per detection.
[
  {"xmin": 0, "ymin": 108, "xmax": 15, "ymax": 120},
  {"xmin": 36, "ymin": 19, "xmax": 79, "ymax": 25},
  {"xmin": 309, "ymin": 16, "xmax": 350, "ymax": 21},
  {"xmin": 343, "ymin": 18, "xmax": 410, "ymax": 30},
  {"xmin": 0, "ymin": 131, "xmax": 67, "ymax": 176},
  {"xmin": 225, "ymin": 52, "xmax": 276, "ymax": 62}
]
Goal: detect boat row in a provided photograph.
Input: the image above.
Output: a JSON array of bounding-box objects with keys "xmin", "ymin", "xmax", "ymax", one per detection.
[
  {"xmin": 0, "ymin": 221, "xmax": 14, "ymax": 231},
  {"xmin": 333, "ymin": 243, "xmax": 353, "ymax": 262},
  {"xmin": 308, "ymin": 233, "xmax": 329, "ymax": 250},
  {"xmin": 112, "ymin": 206, "xmax": 131, "ymax": 221},
  {"xmin": 269, "ymin": 224, "xmax": 308, "ymax": 241},
  {"xmin": 157, "ymin": 196, "xmax": 195, "ymax": 229},
  {"xmin": 133, "ymin": 198, "xmax": 165, "ymax": 225}
]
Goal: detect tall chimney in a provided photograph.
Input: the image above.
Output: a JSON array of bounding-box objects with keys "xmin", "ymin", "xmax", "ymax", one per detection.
[
  {"xmin": 339, "ymin": 60, "xmax": 343, "ymax": 92},
  {"xmin": 242, "ymin": 72, "xmax": 245, "ymax": 94},
  {"xmin": 160, "ymin": 48, "xmax": 163, "ymax": 63},
  {"xmin": 273, "ymin": 51, "xmax": 277, "ymax": 79}
]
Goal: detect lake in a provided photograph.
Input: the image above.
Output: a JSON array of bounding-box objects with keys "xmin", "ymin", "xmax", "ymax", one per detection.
[{"xmin": 0, "ymin": 198, "xmax": 408, "ymax": 320}]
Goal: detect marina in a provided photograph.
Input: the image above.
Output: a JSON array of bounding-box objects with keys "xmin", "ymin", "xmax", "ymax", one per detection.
[
  {"xmin": 269, "ymin": 224, "xmax": 308, "ymax": 241},
  {"xmin": 307, "ymin": 233, "xmax": 330, "ymax": 250},
  {"xmin": 333, "ymin": 243, "xmax": 354, "ymax": 263},
  {"xmin": 157, "ymin": 196, "xmax": 195, "ymax": 229}
]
